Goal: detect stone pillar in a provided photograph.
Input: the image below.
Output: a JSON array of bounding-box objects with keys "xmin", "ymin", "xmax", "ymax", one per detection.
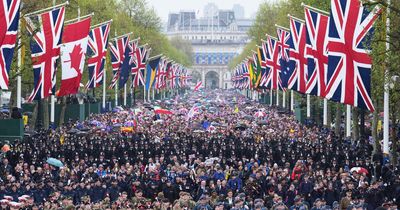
[
  {"xmin": 201, "ymin": 69, "xmax": 206, "ymax": 88},
  {"xmin": 219, "ymin": 68, "xmax": 224, "ymax": 89}
]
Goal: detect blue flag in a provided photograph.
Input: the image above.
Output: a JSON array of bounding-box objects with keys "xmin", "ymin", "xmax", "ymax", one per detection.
[{"xmin": 145, "ymin": 56, "xmax": 161, "ymax": 91}]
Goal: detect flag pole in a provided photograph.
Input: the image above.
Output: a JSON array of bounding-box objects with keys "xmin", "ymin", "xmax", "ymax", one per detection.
[
  {"xmin": 269, "ymin": 90, "xmax": 272, "ymax": 106},
  {"xmin": 290, "ymin": 90, "xmax": 294, "ymax": 111},
  {"xmin": 50, "ymin": 0, "xmax": 60, "ymax": 127},
  {"xmin": 24, "ymin": 1, "xmax": 69, "ymax": 17},
  {"xmin": 301, "ymin": 3, "xmax": 330, "ymax": 16},
  {"xmin": 276, "ymin": 89, "xmax": 279, "ymax": 106},
  {"xmin": 383, "ymin": 0, "xmax": 390, "ymax": 155},
  {"xmin": 91, "ymin": 19, "xmax": 113, "ymax": 29},
  {"xmin": 65, "ymin": 12, "xmax": 94, "ymax": 24},
  {"xmin": 306, "ymin": 94, "xmax": 311, "ymax": 118},
  {"xmin": 323, "ymin": 98, "xmax": 328, "ymax": 126},
  {"xmin": 346, "ymin": 105, "xmax": 351, "ymax": 137},
  {"xmin": 103, "ymin": 66, "xmax": 107, "ymax": 110},
  {"xmin": 17, "ymin": 18, "xmax": 22, "ymax": 109},
  {"xmin": 283, "ymin": 90, "xmax": 286, "ymax": 108},
  {"xmin": 123, "ymin": 84, "xmax": 127, "ymax": 106},
  {"xmin": 114, "ymin": 31, "xmax": 118, "ymax": 107}
]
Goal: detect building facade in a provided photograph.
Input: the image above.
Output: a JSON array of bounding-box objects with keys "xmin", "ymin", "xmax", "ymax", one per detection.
[{"xmin": 166, "ymin": 7, "xmax": 253, "ymax": 89}]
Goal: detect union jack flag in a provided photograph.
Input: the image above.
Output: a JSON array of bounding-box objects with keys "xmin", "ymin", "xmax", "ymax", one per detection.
[
  {"xmin": 326, "ymin": 0, "xmax": 381, "ymax": 112},
  {"xmin": 86, "ymin": 22, "xmax": 110, "ymax": 89},
  {"xmin": 0, "ymin": 0, "xmax": 21, "ymax": 90},
  {"xmin": 259, "ymin": 41, "xmax": 269, "ymax": 88},
  {"xmin": 25, "ymin": 7, "xmax": 65, "ymax": 102},
  {"xmin": 168, "ymin": 63, "xmax": 177, "ymax": 89},
  {"xmin": 155, "ymin": 58, "xmax": 167, "ymax": 89},
  {"xmin": 288, "ymin": 16, "xmax": 308, "ymax": 94},
  {"xmin": 131, "ymin": 46, "xmax": 148, "ymax": 88},
  {"xmin": 304, "ymin": 7, "xmax": 329, "ymax": 98},
  {"xmin": 263, "ymin": 35, "xmax": 283, "ymax": 90},
  {"xmin": 164, "ymin": 61, "xmax": 172, "ymax": 89},
  {"xmin": 109, "ymin": 34, "xmax": 129, "ymax": 89},
  {"xmin": 242, "ymin": 62, "xmax": 250, "ymax": 89},
  {"xmin": 276, "ymin": 27, "xmax": 293, "ymax": 90}
]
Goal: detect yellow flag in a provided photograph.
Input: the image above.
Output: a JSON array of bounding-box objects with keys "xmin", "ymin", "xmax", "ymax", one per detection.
[
  {"xmin": 60, "ymin": 135, "xmax": 65, "ymax": 145},
  {"xmin": 377, "ymin": 120, "xmax": 382, "ymax": 132},
  {"xmin": 23, "ymin": 115, "xmax": 28, "ymax": 125},
  {"xmin": 234, "ymin": 106, "xmax": 239, "ymax": 113}
]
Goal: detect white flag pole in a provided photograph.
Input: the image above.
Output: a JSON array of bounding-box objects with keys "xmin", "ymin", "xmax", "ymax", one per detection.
[
  {"xmin": 50, "ymin": 0, "xmax": 61, "ymax": 126},
  {"xmin": 346, "ymin": 105, "xmax": 351, "ymax": 137},
  {"xmin": 123, "ymin": 84, "xmax": 127, "ymax": 106},
  {"xmin": 291, "ymin": 90, "xmax": 294, "ymax": 111},
  {"xmin": 17, "ymin": 21, "xmax": 22, "ymax": 109},
  {"xmin": 102, "ymin": 67, "xmax": 106, "ymax": 110},
  {"xmin": 283, "ymin": 90, "xmax": 286, "ymax": 108},
  {"xmin": 323, "ymin": 98, "xmax": 328, "ymax": 126},
  {"xmin": 306, "ymin": 94, "xmax": 311, "ymax": 118},
  {"xmin": 269, "ymin": 90, "xmax": 273, "ymax": 106},
  {"xmin": 276, "ymin": 90, "xmax": 279, "ymax": 106},
  {"xmin": 383, "ymin": 0, "xmax": 390, "ymax": 155}
]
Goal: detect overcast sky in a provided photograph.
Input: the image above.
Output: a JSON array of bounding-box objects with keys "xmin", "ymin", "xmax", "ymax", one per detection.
[{"xmin": 146, "ymin": 0, "xmax": 268, "ymax": 21}]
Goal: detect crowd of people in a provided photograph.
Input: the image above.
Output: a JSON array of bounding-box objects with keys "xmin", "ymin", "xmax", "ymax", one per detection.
[{"xmin": 0, "ymin": 90, "xmax": 398, "ymax": 210}]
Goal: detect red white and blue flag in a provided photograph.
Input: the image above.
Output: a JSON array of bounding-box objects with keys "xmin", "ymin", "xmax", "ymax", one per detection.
[
  {"xmin": 263, "ymin": 35, "xmax": 283, "ymax": 90},
  {"xmin": 169, "ymin": 63, "xmax": 178, "ymax": 89},
  {"xmin": 58, "ymin": 17, "xmax": 91, "ymax": 97},
  {"xmin": 86, "ymin": 22, "xmax": 110, "ymax": 89},
  {"xmin": 186, "ymin": 104, "xmax": 200, "ymax": 121},
  {"xmin": 25, "ymin": 7, "xmax": 65, "ymax": 102},
  {"xmin": 131, "ymin": 46, "xmax": 149, "ymax": 88},
  {"xmin": 326, "ymin": 0, "xmax": 381, "ymax": 112},
  {"xmin": 0, "ymin": 0, "xmax": 21, "ymax": 90},
  {"xmin": 288, "ymin": 16, "xmax": 308, "ymax": 94},
  {"xmin": 109, "ymin": 34, "xmax": 129, "ymax": 89},
  {"xmin": 304, "ymin": 7, "xmax": 329, "ymax": 98},
  {"xmin": 193, "ymin": 81, "xmax": 202, "ymax": 91},
  {"xmin": 276, "ymin": 27, "xmax": 293, "ymax": 90}
]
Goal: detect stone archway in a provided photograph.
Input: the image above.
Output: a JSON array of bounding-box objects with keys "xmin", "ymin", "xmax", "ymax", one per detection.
[
  {"xmin": 190, "ymin": 70, "xmax": 201, "ymax": 84},
  {"xmin": 205, "ymin": 71, "xmax": 219, "ymax": 89}
]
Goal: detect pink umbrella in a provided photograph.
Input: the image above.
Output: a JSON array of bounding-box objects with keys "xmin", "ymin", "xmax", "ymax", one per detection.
[
  {"xmin": 254, "ymin": 111, "xmax": 267, "ymax": 118},
  {"xmin": 350, "ymin": 167, "xmax": 369, "ymax": 175}
]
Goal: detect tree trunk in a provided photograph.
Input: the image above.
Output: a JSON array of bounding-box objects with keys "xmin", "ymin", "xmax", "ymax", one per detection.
[
  {"xmin": 43, "ymin": 98, "xmax": 49, "ymax": 129},
  {"xmin": 29, "ymin": 102, "xmax": 38, "ymax": 131},
  {"xmin": 372, "ymin": 110, "xmax": 380, "ymax": 155},
  {"xmin": 359, "ymin": 109, "xmax": 366, "ymax": 138},
  {"xmin": 352, "ymin": 107, "xmax": 360, "ymax": 142},
  {"xmin": 59, "ymin": 96, "xmax": 67, "ymax": 126},
  {"xmin": 390, "ymin": 103, "xmax": 398, "ymax": 165},
  {"xmin": 326, "ymin": 101, "xmax": 331, "ymax": 129},
  {"xmin": 335, "ymin": 104, "xmax": 341, "ymax": 136}
]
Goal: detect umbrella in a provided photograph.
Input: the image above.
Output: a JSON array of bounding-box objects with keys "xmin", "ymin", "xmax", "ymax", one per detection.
[
  {"xmin": 1, "ymin": 144, "xmax": 10, "ymax": 153},
  {"xmin": 124, "ymin": 120, "xmax": 136, "ymax": 127},
  {"xmin": 154, "ymin": 108, "xmax": 173, "ymax": 115},
  {"xmin": 350, "ymin": 167, "xmax": 368, "ymax": 174},
  {"xmin": 90, "ymin": 120, "xmax": 101, "ymax": 126},
  {"xmin": 235, "ymin": 124, "xmax": 247, "ymax": 131},
  {"xmin": 258, "ymin": 120, "xmax": 268, "ymax": 125},
  {"xmin": 67, "ymin": 128, "xmax": 80, "ymax": 134},
  {"xmin": 243, "ymin": 115, "xmax": 253, "ymax": 120},
  {"xmin": 254, "ymin": 111, "xmax": 267, "ymax": 118},
  {"xmin": 46, "ymin": 158, "xmax": 63, "ymax": 168},
  {"xmin": 79, "ymin": 127, "xmax": 90, "ymax": 131},
  {"xmin": 113, "ymin": 123, "xmax": 122, "ymax": 127},
  {"xmin": 76, "ymin": 131, "xmax": 88, "ymax": 136}
]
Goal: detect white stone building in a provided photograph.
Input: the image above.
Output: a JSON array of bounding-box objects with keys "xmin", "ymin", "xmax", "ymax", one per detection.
[{"xmin": 166, "ymin": 8, "xmax": 253, "ymax": 89}]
